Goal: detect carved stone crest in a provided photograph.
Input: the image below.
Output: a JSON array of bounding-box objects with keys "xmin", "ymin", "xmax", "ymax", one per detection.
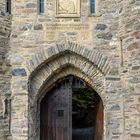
[{"xmin": 56, "ymin": 0, "xmax": 80, "ymax": 17}]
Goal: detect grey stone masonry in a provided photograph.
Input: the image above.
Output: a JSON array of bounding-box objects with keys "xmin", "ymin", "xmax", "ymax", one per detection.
[
  {"xmin": 0, "ymin": 0, "xmax": 140, "ymax": 140},
  {"xmin": 0, "ymin": 1, "xmax": 11, "ymax": 140}
]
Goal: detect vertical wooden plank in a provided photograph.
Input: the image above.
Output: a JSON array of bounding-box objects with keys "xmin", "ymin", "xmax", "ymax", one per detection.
[
  {"xmin": 94, "ymin": 95, "xmax": 103, "ymax": 140},
  {"xmin": 50, "ymin": 78, "xmax": 72, "ymax": 140}
]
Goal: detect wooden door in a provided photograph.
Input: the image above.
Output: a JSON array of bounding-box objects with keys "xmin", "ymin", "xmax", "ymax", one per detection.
[
  {"xmin": 40, "ymin": 79, "xmax": 72, "ymax": 140},
  {"xmin": 40, "ymin": 76, "xmax": 103, "ymax": 140}
]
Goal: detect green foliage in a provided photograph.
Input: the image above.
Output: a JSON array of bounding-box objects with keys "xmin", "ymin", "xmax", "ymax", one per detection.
[{"xmin": 72, "ymin": 88, "xmax": 94, "ymax": 109}]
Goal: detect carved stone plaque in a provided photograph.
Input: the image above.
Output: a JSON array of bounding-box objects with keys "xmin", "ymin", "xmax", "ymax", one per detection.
[
  {"xmin": 56, "ymin": 0, "xmax": 80, "ymax": 17},
  {"xmin": 45, "ymin": 23, "xmax": 92, "ymax": 43}
]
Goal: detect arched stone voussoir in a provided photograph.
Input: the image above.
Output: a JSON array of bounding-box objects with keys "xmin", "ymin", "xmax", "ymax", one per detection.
[
  {"xmin": 26, "ymin": 42, "xmax": 111, "ymax": 77},
  {"xmin": 29, "ymin": 54, "xmax": 105, "ymax": 97},
  {"xmin": 30, "ymin": 66, "xmax": 105, "ymax": 106},
  {"xmin": 31, "ymin": 65, "xmax": 104, "ymax": 95}
]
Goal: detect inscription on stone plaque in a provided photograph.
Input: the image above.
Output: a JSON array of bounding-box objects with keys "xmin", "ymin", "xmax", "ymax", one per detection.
[
  {"xmin": 56, "ymin": 0, "xmax": 80, "ymax": 17},
  {"xmin": 45, "ymin": 24, "xmax": 92, "ymax": 43}
]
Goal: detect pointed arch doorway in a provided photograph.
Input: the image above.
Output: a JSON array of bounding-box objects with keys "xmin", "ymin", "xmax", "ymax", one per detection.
[{"xmin": 40, "ymin": 75, "xmax": 103, "ymax": 140}]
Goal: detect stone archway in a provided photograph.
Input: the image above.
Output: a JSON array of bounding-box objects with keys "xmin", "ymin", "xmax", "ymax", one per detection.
[{"xmin": 27, "ymin": 42, "xmax": 110, "ymax": 140}]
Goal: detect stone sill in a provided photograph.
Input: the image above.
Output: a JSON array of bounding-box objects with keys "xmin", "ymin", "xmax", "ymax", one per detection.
[{"xmin": 88, "ymin": 13, "xmax": 102, "ymax": 18}]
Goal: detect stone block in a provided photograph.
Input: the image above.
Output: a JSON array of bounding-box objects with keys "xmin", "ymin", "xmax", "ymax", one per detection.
[
  {"xmin": 11, "ymin": 68, "xmax": 27, "ymax": 76},
  {"xmin": 110, "ymin": 104, "xmax": 121, "ymax": 111},
  {"xmin": 95, "ymin": 24, "xmax": 107, "ymax": 30},
  {"xmin": 127, "ymin": 42, "xmax": 139, "ymax": 51},
  {"xmin": 106, "ymin": 76, "xmax": 121, "ymax": 81},
  {"xmin": 97, "ymin": 32, "xmax": 113, "ymax": 40},
  {"xmin": 20, "ymin": 24, "xmax": 32, "ymax": 31},
  {"xmin": 34, "ymin": 24, "xmax": 43, "ymax": 30},
  {"xmin": 107, "ymin": 120, "xmax": 120, "ymax": 129},
  {"xmin": 26, "ymin": 3, "xmax": 36, "ymax": 8}
]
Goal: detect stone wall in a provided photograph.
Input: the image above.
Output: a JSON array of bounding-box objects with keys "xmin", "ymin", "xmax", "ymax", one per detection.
[
  {"xmin": 0, "ymin": 0, "xmax": 11, "ymax": 139},
  {"xmin": 0, "ymin": 0, "xmax": 139, "ymax": 140},
  {"xmin": 118, "ymin": 1, "xmax": 140, "ymax": 139}
]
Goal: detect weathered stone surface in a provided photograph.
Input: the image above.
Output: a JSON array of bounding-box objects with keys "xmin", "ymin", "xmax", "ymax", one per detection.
[
  {"xmin": 20, "ymin": 24, "xmax": 32, "ymax": 31},
  {"xmin": 97, "ymin": 32, "xmax": 113, "ymax": 40},
  {"xmin": 131, "ymin": 134, "xmax": 140, "ymax": 137},
  {"xmin": 0, "ymin": 0, "xmax": 140, "ymax": 140},
  {"xmin": 0, "ymin": 31, "xmax": 7, "ymax": 36},
  {"xmin": 109, "ymin": 67, "xmax": 119, "ymax": 76},
  {"xmin": 132, "ymin": 66, "xmax": 140, "ymax": 70},
  {"xmin": 110, "ymin": 104, "xmax": 121, "ymax": 111},
  {"xmin": 26, "ymin": 3, "xmax": 36, "ymax": 8},
  {"xmin": 106, "ymin": 76, "xmax": 121, "ymax": 81},
  {"xmin": 11, "ymin": 68, "xmax": 27, "ymax": 76},
  {"xmin": 0, "ymin": 1, "xmax": 11, "ymax": 139},
  {"xmin": 127, "ymin": 42, "xmax": 139, "ymax": 51},
  {"xmin": 107, "ymin": 120, "xmax": 120, "ymax": 129},
  {"xmin": 34, "ymin": 24, "xmax": 43, "ymax": 30},
  {"xmin": 95, "ymin": 24, "xmax": 107, "ymax": 30}
]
